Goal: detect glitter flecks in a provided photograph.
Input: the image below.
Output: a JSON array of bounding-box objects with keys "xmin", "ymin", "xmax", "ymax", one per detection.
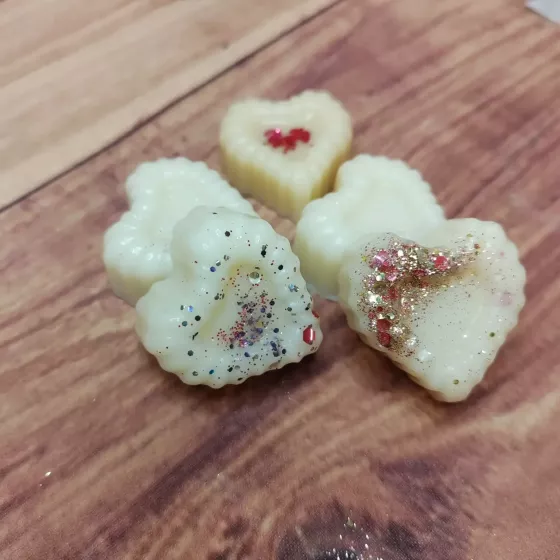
[
  {"xmin": 248, "ymin": 270, "xmax": 262, "ymax": 285},
  {"xmin": 264, "ymin": 127, "xmax": 312, "ymax": 153},
  {"xmin": 358, "ymin": 236, "xmax": 476, "ymax": 354}
]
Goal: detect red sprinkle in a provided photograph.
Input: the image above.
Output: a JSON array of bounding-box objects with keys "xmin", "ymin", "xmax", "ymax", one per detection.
[
  {"xmin": 377, "ymin": 331, "xmax": 392, "ymax": 347},
  {"xmin": 264, "ymin": 128, "xmax": 284, "ymax": 148},
  {"xmin": 289, "ymin": 128, "xmax": 311, "ymax": 143},
  {"xmin": 283, "ymin": 134, "xmax": 297, "ymax": 153},
  {"xmin": 303, "ymin": 325, "xmax": 315, "ymax": 345},
  {"xmin": 264, "ymin": 127, "xmax": 312, "ymax": 152},
  {"xmin": 312, "ymin": 310, "xmax": 320, "ymax": 318},
  {"xmin": 387, "ymin": 286, "xmax": 399, "ymax": 301},
  {"xmin": 383, "ymin": 265, "xmax": 399, "ymax": 282},
  {"xmin": 376, "ymin": 318, "xmax": 391, "ymax": 332},
  {"xmin": 434, "ymin": 255, "xmax": 449, "ymax": 271}
]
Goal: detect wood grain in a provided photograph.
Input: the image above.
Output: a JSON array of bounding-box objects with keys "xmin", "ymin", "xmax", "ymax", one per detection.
[
  {"xmin": 0, "ymin": 0, "xmax": 339, "ymax": 209},
  {"xmin": 2, "ymin": 0, "xmax": 560, "ymax": 558}
]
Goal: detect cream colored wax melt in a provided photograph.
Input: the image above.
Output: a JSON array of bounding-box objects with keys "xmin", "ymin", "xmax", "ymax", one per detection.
[
  {"xmin": 293, "ymin": 155, "xmax": 445, "ymax": 300},
  {"xmin": 136, "ymin": 207, "xmax": 323, "ymax": 388},
  {"xmin": 220, "ymin": 90, "xmax": 352, "ymax": 222},
  {"xmin": 338, "ymin": 219, "xmax": 526, "ymax": 402},
  {"xmin": 103, "ymin": 158, "xmax": 256, "ymax": 305}
]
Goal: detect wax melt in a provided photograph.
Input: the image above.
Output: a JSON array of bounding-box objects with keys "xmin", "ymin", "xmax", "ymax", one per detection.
[
  {"xmin": 220, "ymin": 90, "xmax": 352, "ymax": 221},
  {"xmin": 136, "ymin": 207, "xmax": 323, "ymax": 388},
  {"xmin": 338, "ymin": 219, "xmax": 526, "ymax": 402},
  {"xmin": 103, "ymin": 158, "xmax": 255, "ymax": 305},
  {"xmin": 294, "ymin": 155, "xmax": 445, "ymax": 300}
]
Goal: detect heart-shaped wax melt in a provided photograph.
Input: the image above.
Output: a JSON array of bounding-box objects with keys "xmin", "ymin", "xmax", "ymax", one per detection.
[
  {"xmin": 338, "ymin": 219, "xmax": 526, "ymax": 402},
  {"xmin": 103, "ymin": 158, "xmax": 256, "ymax": 305},
  {"xmin": 136, "ymin": 207, "xmax": 322, "ymax": 388},
  {"xmin": 294, "ymin": 155, "xmax": 445, "ymax": 300},
  {"xmin": 220, "ymin": 90, "xmax": 352, "ymax": 221}
]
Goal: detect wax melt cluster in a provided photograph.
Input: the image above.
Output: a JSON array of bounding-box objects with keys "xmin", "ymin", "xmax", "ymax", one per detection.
[{"xmin": 104, "ymin": 89, "xmax": 525, "ymax": 401}]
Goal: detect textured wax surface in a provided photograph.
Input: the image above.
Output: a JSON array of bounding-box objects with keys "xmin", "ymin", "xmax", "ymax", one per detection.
[{"xmin": 136, "ymin": 207, "xmax": 322, "ymax": 388}]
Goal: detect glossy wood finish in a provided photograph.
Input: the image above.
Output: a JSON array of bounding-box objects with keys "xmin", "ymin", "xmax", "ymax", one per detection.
[{"xmin": 1, "ymin": 0, "xmax": 560, "ymax": 558}]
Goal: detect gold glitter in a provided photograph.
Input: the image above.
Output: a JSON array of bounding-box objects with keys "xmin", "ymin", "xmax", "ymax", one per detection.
[
  {"xmin": 358, "ymin": 234, "xmax": 477, "ymax": 356},
  {"xmin": 453, "ymin": 379, "xmax": 459, "ymax": 384}
]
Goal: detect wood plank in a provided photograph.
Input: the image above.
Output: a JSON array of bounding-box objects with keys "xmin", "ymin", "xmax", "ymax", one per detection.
[
  {"xmin": 2, "ymin": 0, "xmax": 560, "ymax": 558},
  {"xmin": 0, "ymin": 0, "xmax": 339, "ymax": 209}
]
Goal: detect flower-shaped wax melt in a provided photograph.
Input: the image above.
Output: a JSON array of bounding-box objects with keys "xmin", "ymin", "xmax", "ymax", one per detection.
[
  {"xmin": 293, "ymin": 155, "xmax": 445, "ymax": 300},
  {"xmin": 136, "ymin": 207, "xmax": 323, "ymax": 388},
  {"xmin": 220, "ymin": 90, "xmax": 352, "ymax": 221},
  {"xmin": 338, "ymin": 219, "xmax": 526, "ymax": 402},
  {"xmin": 103, "ymin": 158, "xmax": 256, "ymax": 305}
]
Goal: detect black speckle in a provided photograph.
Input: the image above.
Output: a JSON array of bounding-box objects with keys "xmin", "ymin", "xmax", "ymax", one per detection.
[
  {"xmin": 192, "ymin": 371, "xmax": 199, "ymax": 376},
  {"xmin": 274, "ymin": 328, "xmax": 279, "ymax": 333},
  {"xmin": 195, "ymin": 315, "xmax": 201, "ymax": 321},
  {"xmin": 188, "ymin": 350, "xmax": 194, "ymax": 356},
  {"xmin": 180, "ymin": 305, "xmax": 184, "ymax": 311},
  {"xmin": 278, "ymin": 265, "xmax": 283, "ymax": 270},
  {"xmin": 181, "ymin": 321, "xmax": 188, "ymax": 326},
  {"xmin": 282, "ymin": 349, "xmax": 286, "ymax": 355},
  {"xmin": 229, "ymin": 344, "xmax": 234, "ymax": 349},
  {"xmin": 270, "ymin": 300, "xmax": 275, "ymax": 306},
  {"xmin": 267, "ymin": 313, "xmax": 272, "ymax": 318},
  {"xmin": 287, "ymin": 307, "xmax": 292, "ymax": 312},
  {"xmin": 225, "ymin": 231, "xmax": 231, "ymax": 237},
  {"xmin": 237, "ymin": 377, "xmax": 243, "ymax": 382},
  {"xmin": 192, "ymin": 332, "xmax": 199, "ymax": 340}
]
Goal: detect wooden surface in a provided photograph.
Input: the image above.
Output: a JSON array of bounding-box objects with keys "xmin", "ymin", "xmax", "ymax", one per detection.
[
  {"xmin": 2, "ymin": 0, "xmax": 560, "ymax": 558},
  {"xmin": 0, "ymin": 0, "xmax": 338, "ymax": 209}
]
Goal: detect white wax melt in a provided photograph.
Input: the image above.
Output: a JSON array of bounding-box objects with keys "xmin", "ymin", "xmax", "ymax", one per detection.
[
  {"xmin": 338, "ymin": 219, "xmax": 526, "ymax": 402},
  {"xmin": 103, "ymin": 158, "xmax": 255, "ymax": 305},
  {"xmin": 136, "ymin": 207, "xmax": 323, "ymax": 388},
  {"xmin": 220, "ymin": 90, "xmax": 352, "ymax": 221},
  {"xmin": 294, "ymin": 155, "xmax": 445, "ymax": 300}
]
